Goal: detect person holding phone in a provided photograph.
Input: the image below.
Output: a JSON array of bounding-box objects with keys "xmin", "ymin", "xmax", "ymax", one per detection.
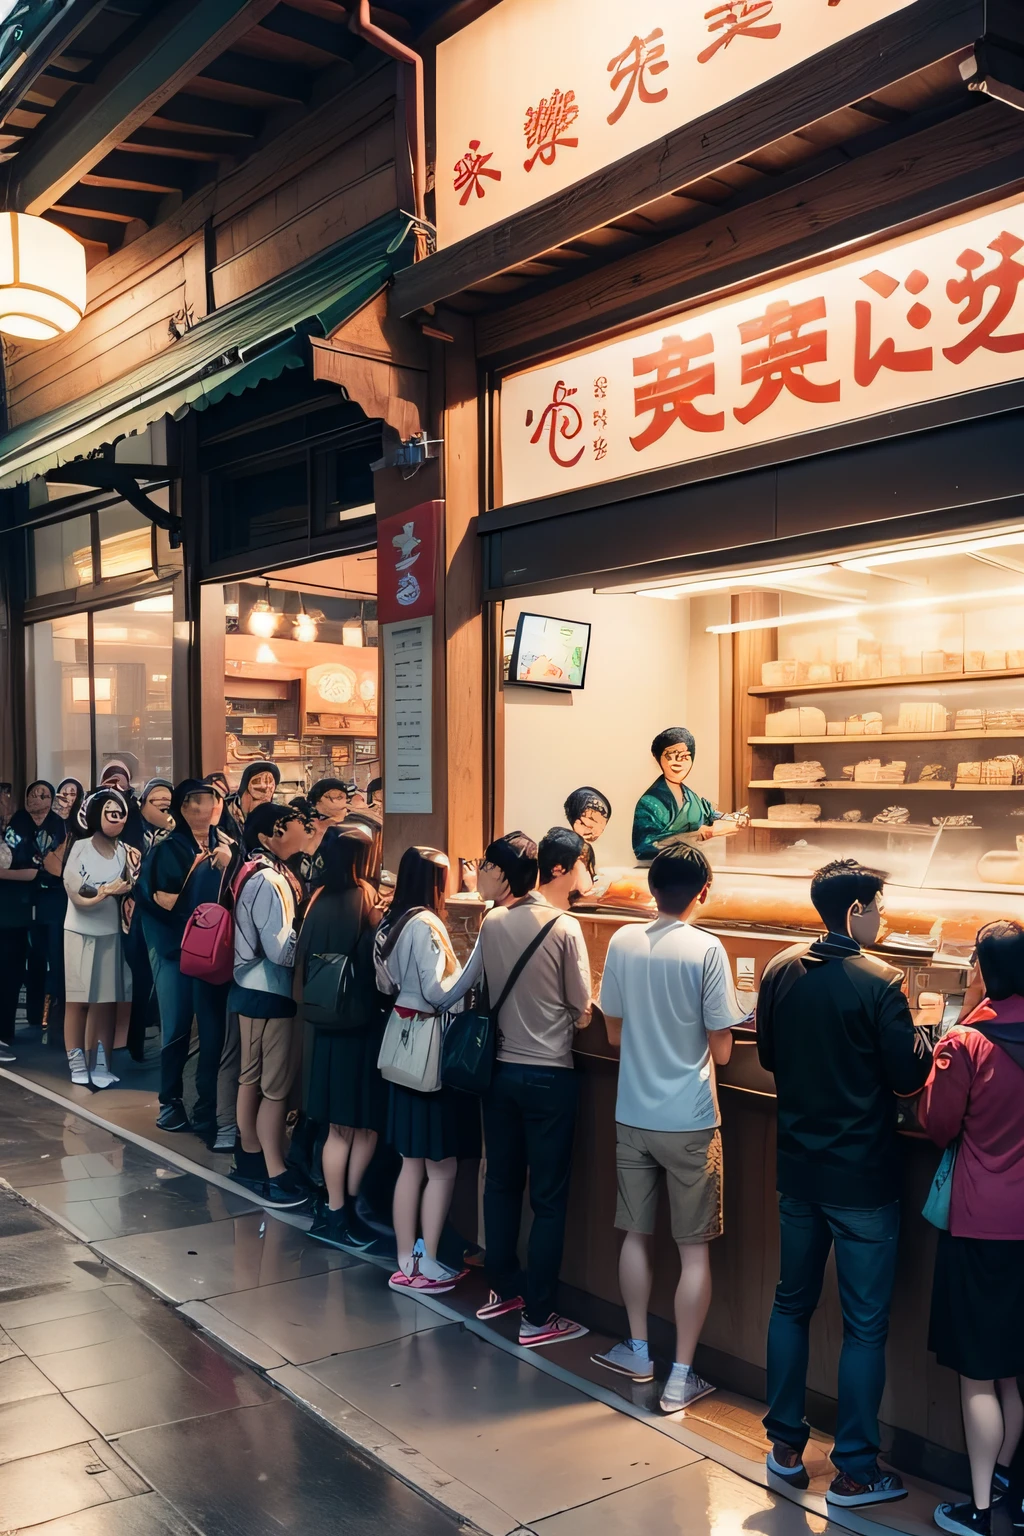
[{"xmin": 63, "ymin": 788, "xmax": 136, "ymax": 1088}]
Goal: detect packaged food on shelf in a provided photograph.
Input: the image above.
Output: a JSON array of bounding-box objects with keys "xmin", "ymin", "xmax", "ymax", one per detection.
[
  {"xmin": 901, "ymin": 651, "xmax": 923, "ymax": 674},
  {"xmin": 955, "ymin": 709, "xmax": 986, "ymax": 730},
  {"xmin": 983, "ymin": 755, "xmax": 1024, "ymax": 784},
  {"xmin": 881, "ymin": 645, "xmax": 902, "ymax": 676},
  {"xmin": 945, "ymin": 652, "xmax": 965, "ymax": 672},
  {"xmin": 958, "ymin": 761, "xmax": 981, "ymax": 784},
  {"xmin": 854, "ymin": 759, "xmax": 907, "ymax": 783},
  {"xmin": 846, "ymin": 711, "xmax": 883, "ymax": 734},
  {"xmin": 918, "ymin": 764, "xmax": 949, "ymax": 783},
  {"xmin": 761, "ymin": 659, "xmax": 798, "ymax": 687},
  {"xmin": 966, "ymin": 650, "xmax": 986, "ymax": 671},
  {"xmin": 1009, "ymin": 650, "xmax": 1024, "ymax": 668},
  {"xmin": 767, "ymin": 803, "xmax": 821, "ymax": 822},
  {"xmin": 765, "ymin": 706, "xmax": 827, "ymax": 736},
  {"xmin": 977, "ymin": 843, "xmax": 1024, "ymax": 884},
  {"xmin": 933, "ymin": 815, "xmax": 977, "ymax": 827},
  {"xmin": 805, "ymin": 663, "xmax": 834, "ymax": 684},
  {"xmin": 841, "ymin": 809, "xmax": 863, "ymax": 821},
  {"xmin": 826, "ymin": 721, "xmax": 846, "ymax": 735},
  {"xmin": 873, "ymin": 805, "xmax": 911, "ymax": 824},
  {"xmin": 923, "ymin": 650, "xmax": 945, "ymax": 672},
  {"xmin": 983, "ymin": 709, "xmax": 1024, "ymax": 729},
  {"xmin": 983, "ymin": 650, "xmax": 1007, "ymax": 671},
  {"xmin": 773, "ymin": 761, "xmax": 826, "ymax": 784},
  {"xmin": 896, "ymin": 702, "xmax": 948, "ymax": 732}
]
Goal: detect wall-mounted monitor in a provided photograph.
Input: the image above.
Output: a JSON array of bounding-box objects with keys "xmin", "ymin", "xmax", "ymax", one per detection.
[{"xmin": 507, "ymin": 612, "xmax": 591, "ymax": 690}]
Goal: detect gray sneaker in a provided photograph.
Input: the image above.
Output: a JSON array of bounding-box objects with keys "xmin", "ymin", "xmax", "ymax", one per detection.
[
  {"xmin": 591, "ymin": 1340, "xmax": 654, "ymax": 1381},
  {"xmin": 659, "ymin": 1368, "xmax": 716, "ymax": 1414}
]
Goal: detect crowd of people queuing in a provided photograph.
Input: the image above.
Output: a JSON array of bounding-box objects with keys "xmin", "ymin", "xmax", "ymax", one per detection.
[{"xmin": 1, "ymin": 760, "xmax": 1022, "ymax": 1532}]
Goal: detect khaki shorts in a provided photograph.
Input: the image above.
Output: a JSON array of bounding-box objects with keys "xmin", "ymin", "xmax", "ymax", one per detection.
[
  {"xmin": 615, "ymin": 1124, "xmax": 723, "ymax": 1244},
  {"xmin": 238, "ymin": 1015, "xmax": 300, "ymax": 1102}
]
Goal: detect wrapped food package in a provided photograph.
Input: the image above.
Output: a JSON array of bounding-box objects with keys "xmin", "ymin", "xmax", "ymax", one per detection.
[
  {"xmin": 826, "ymin": 721, "xmax": 847, "ymax": 735},
  {"xmin": 957, "ymin": 761, "xmax": 981, "ymax": 784},
  {"xmin": 854, "ymin": 759, "xmax": 907, "ymax": 783},
  {"xmin": 901, "ymin": 651, "xmax": 924, "ymax": 675},
  {"xmin": 918, "ymin": 764, "xmax": 950, "ymax": 784},
  {"xmin": 955, "ymin": 709, "xmax": 986, "ymax": 730},
  {"xmin": 765, "ymin": 707, "xmax": 827, "ymax": 737},
  {"xmin": 767, "ymin": 803, "xmax": 821, "ymax": 822},
  {"xmin": 897, "ymin": 702, "xmax": 948, "ymax": 733},
  {"xmin": 761, "ymin": 659, "xmax": 798, "ymax": 687},
  {"xmin": 945, "ymin": 652, "xmax": 964, "ymax": 672},
  {"xmin": 1008, "ymin": 650, "xmax": 1024, "ymax": 669},
  {"xmin": 983, "ymin": 650, "xmax": 1007, "ymax": 671},
  {"xmin": 965, "ymin": 650, "xmax": 986, "ymax": 672},
  {"xmin": 873, "ymin": 805, "xmax": 911, "ymax": 824},
  {"xmin": 773, "ymin": 761, "xmax": 826, "ymax": 784}
]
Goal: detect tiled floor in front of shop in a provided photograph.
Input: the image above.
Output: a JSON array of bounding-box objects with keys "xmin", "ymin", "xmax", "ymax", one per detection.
[{"xmin": 0, "ymin": 1052, "xmax": 980, "ymax": 1536}]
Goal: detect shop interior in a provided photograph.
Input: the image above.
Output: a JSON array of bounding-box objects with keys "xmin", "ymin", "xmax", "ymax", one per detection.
[{"xmin": 203, "ymin": 552, "xmax": 379, "ymax": 798}]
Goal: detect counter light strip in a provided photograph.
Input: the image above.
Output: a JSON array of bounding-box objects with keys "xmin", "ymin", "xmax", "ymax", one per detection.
[{"xmin": 705, "ymin": 582, "xmax": 1024, "ymax": 635}]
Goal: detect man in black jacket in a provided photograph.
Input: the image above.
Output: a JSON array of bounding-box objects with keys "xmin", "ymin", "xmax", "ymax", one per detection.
[{"xmin": 756, "ymin": 859, "xmax": 932, "ymax": 1508}]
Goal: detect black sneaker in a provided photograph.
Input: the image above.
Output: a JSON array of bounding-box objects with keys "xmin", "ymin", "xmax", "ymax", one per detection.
[
  {"xmin": 827, "ymin": 1470, "xmax": 907, "ymax": 1507},
  {"xmin": 0, "ymin": 1040, "xmax": 16, "ymax": 1063},
  {"xmin": 156, "ymin": 1101, "xmax": 190, "ymax": 1132},
  {"xmin": 766, "ymin": 1444, "xmax": 809, "ymax": 1489},
  {"xmin": 934, "ymin": 1501, "xmax": 991, "ymax": 1536},
  {"xmin": 992, "ymin": 1470, "xmax": 1011, "ymax": 1508},
  {"xmin": 229, "ymin": 1147, "xmax": 268, "ymax": 1194},
  {"xmin": 309, "ymin": 1205, "xmax": 350, "ymax": 1248},
  {"xmin": 261, "ymin": 1176, "xmax": 310, "ymax": 1211}
]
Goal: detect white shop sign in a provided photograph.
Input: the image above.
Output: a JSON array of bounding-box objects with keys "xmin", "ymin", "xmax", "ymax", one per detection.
[
  {"xmin": 435, "ymin": 0, "xmax": 914, "ymax": 248},
  {"xmin": 499, "ymin": 192, "xmax": 1024, "ymax": 506},
  {"xmin": 383, "ymin": 617, "xmax": 433, "ymax": 814}
]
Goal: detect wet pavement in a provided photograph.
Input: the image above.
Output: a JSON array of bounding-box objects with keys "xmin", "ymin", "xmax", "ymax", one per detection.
[{"xmin": 0, "ymin": 1069, "xmax": 958, "ymax": 1536}]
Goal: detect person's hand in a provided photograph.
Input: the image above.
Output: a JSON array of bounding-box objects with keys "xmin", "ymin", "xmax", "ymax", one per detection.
[
  {"xmin": 101, "ymin": 877, "xmax": 131, "ymax": 898},
  {"xmin": 461, "ymin": 859, "xmax": 478, "ymax": 893},
  {"xmin": 210, "ymin": 841, "xmax": 233, "ymax": 872},
  {"xmin": 698, "ymin": 826, "xmax": 716, "ymax": 841}
]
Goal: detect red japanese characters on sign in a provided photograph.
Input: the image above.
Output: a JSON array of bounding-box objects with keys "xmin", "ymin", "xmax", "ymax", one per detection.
[
  {"xmin": 376, "ymin": 503, "xmax": 442, "ymax": 625},
  {"xmin": 523, "ymin": 88, "xmax": 579, "ymax": 171},
  {"xmin": 607, "ymin": 29, "xmax": 669, "ymax": 125},
  {"xmin": 436, "ymin": 0, "xmax": 913, "ymax": 247},
  {"xmin": 453, "ymin": 140, "xmax": 501, "ymax": 205},
  {"xmin": 499, "ymin": 195, "xmax": 1024, "ymax": 503}
]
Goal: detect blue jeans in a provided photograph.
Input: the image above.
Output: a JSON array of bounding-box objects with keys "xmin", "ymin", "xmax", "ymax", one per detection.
[
  {"xmin": 145, "ymin": 924, "xmax": 229, "ymax": 1125},
  {"xmin": 482, "ymin": 1062, "xmax": 578, "ymax": 1326},
  {"xmin": 764, "ymin": 1195, "xmax": 900, "ymax": 1482}
]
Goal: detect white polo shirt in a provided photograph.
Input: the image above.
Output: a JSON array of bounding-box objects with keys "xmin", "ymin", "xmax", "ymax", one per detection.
[{"xmin": 600, "ymin": 916, "xmax": 750, "ymax": 1132}]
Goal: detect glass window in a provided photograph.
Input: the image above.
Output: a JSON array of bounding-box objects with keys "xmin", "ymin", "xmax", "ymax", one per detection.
[
  {"xmin": 92, "ymin": 598, "xmax": 173, "ymax": 783},
  {"xmin": 97, "ymin": 501, "xmax": 154, "ymax": 580},
  {"xmin": 28, "ymin": 615, "xmax": 92, "ymax": 787},
  {"xmin": 313, "ymin": 440, "xmax": 375, "ymax": 536},
  {"xmin": 32, "ymin": 514, "xmax": 93, "ymax": 592},
  {"xmin": 209, "ymin": 456, "xmax": 308, "ymax": 561}
]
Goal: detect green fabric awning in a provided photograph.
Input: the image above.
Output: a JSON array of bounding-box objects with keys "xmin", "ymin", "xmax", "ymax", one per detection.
[{"xmin": 0, "ymin": 210, "xmax": 413, "ymax": 488}]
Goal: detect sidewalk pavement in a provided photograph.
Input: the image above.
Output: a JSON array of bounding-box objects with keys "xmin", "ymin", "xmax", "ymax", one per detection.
[{"xmin": 0, "ymin": 1065, "xmax": 962, "ymax": 1536}]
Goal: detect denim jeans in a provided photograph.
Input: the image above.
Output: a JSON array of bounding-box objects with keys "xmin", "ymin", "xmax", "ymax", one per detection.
[
  {"xmin": 482, "ymin": 1062, "xmax": 578, "ymax": 1326},
  {"xmin": 764, "ymin": 1195, "xmax": 901, "ymax": 1481},
  {"xmin": 145, "ymin": 925, "xmax": 229, "ymax": 1125}
]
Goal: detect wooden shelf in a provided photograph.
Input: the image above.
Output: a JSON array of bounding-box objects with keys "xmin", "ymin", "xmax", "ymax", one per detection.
[
  {"xmin": 752, "ymin": 730, "xmax": 1024, "ymax": 744},
  {"xmin": 749, "ymin": 667, "xmax": 1024, "ymax": 697},
  {"xmin": 750, "ymin": 819, "xmax": 975, "ymax": 833},
  {"xmin": 749, "ymin": 780, "xmax": 1024, "ymax": 791}
]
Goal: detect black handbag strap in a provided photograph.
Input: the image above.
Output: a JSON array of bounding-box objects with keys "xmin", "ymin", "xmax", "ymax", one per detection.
[{"xmin": 492, "ymin": 916, "xmax": 561, "ymax": 1020}]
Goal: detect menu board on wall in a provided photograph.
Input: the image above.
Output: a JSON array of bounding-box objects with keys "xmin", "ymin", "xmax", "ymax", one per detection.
[
  {"xmin": 383, "ymin": 618, "xmax": 433, "ymax": 814},
  {"xmin": 435, "ymin": 0, "xmax": 914, "ymax": 248}
]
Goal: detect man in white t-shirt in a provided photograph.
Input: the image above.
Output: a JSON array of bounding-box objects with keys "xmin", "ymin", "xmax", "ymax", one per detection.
[{"xmin": 594, "ymin": 843, "xmax": 750, "ymax": 1413}]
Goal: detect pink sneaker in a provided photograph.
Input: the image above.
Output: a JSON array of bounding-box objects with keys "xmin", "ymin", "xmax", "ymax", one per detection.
[
  {"xmin": 388, "ymin": 1263, "xmax": 457, "ymax": 1295},
  {"xmin": 476, "ymin": 1289, "xmax": 525, "ymax": 1320},
  {"xmin": 518, "ymin": 1313, "xmax": 588, "ymax": 1348}
]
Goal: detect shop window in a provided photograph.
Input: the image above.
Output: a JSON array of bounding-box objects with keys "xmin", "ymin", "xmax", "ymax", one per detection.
[
  {"xmin": 312, "ymin": 439, "xmax": 375, "ymax": 535},
  {"xmin": 209, "ymin": 455, "xmax": 308, "ymax": 561},
  {"xmin": 97, "ymin": 502, "xmax": 154, "ymax": 580},
  {"xmin": 28, "ymin": 600, "xmax": 173, "ymax": 787},
  {"xmin": 32, "ymin": 514, "xmax": 94, "ymax": 591}
]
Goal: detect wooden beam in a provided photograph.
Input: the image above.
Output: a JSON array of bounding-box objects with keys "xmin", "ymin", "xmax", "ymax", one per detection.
[
  {"xmin": 393, "ymin": 0, "xmax": 983, "ymax": 316},
  {"xmin": 149, "ymin": 93, "xmax": 262, "ymax": 138},
  {"xmin": 256, "ymin": 5, "xmax": 362, "ymax": 60},
  {"xmin": 196, "ymin": 51, "xmax": 312, "ymax": 105},
  {"xmin": 475, "ymin": 97, "xmax": 1024, "ymax": 362},
  {"xmin": 86, "ymin": 150, "xmax": 191, "ymax": 194},
  {"xmin": 0, "ymin": 0, "xmax": 106, "ymax": 128},
  {"xmin": 11, "ymin": 0, "xmax": 282, "ymax": 215},
  {"xmin": 51, "ymin": 182, "xmax": 160, "ymax": 222}
]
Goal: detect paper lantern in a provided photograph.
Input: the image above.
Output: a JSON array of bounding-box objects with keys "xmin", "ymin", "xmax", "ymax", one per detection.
[{"xmin": 0, "ymin": 213, "xmax": 86, "ymax": 340}]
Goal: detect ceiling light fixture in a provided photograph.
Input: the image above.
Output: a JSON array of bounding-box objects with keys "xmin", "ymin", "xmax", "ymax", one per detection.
[
  {"xmin": 0, "ymin": 213, "xmax": 87, "ymax": 340},
  {"xmin": 293, "ymin": 602, "xmax": 319, "ymax": 645},
  {"xmin": 247, "ymin": 583, "xmax": 279, "ymax": 639}
]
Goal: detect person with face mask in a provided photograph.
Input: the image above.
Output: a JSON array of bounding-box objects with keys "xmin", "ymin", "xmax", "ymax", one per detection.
[
  {"xmin": 63, "ymin": 788, "xmax": 135, "ymax": 1088},
  {"xmin": 755, "ymin": 860, "xmax": 933, "ymax": 1509},
  {"xmin": 122, "ymin": 779, "xmax": 174, "ymax": 1064},
  {"xmin": 0, "ymin": 781, "xmax": 68, "ymax": 1057},
  {"xmin": 136, "ymin": 780, "xmax": 234, "ymax": 1137},
  {"xmin": 54, "ymin": 778, "xmax": 86, "ymax": 838},
  {"xmin": 98, "ymin": 758, "xmax": 146, "ymax": 853}
]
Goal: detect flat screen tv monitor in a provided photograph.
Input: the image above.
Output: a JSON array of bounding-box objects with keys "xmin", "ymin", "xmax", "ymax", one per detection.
[{"xmin": 508, "ymin": 612, "xmax": 591, "ymax": 690}]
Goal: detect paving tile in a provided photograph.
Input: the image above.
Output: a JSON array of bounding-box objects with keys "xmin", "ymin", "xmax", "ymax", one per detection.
[
  {"xmin": 0, "ymin": 1193, "xmax": 50, "ymax": 1238},
  {"xmin": 0, "ymin": 1351, "xmax": 59, "ymax": 1403},
  {"xmin": 32, "ymin": 1332, "xmax": 172, "ymax": 1394},
  {"xmin": 0, "ymin": 1225, "xmax": 114, "ymax": 1301},
  {"xmin": 19, "ymin": 1492, "xmax": 199, "ymax": 1535},
  {"xmin": 0, "ymin": 1285, "xmax": 127, "ymax": 1331},
  {"xmin": 0, "ymin": 1392, "xmax": 95, "ymax": 1463},
  {"xmin": 120, "ymin": 1399, "xmax": 462, "ymax": 1536},
  {"xmin": 304, "ymin": 1326, "xmax": 700, "ymax": 1524},
  {"xmin": 7, "ymin": 1303, "xmax": 144, "ymax": 1358},
  {"xmin": 0, "ymin": 1439, "xmax": 148, "ymax": 1530},
  {"xmin": 531, "ymin": 1458, "xmax": 827, "ymax": 1535},
  {"xmin": 93, "ymin": 1210, "xmax": 355, "ymax": 1303},
  {"xmin": 202, "ymin": 1262, "xmax": 446, "ymax": 1365},
  {"xmin": 21, "ymin": 1176, "xmax": 255, "ymax": 1242},
  {"xmin": 175, "ymin": 1300, "xmax": 288, "ymax": 1370},
  {"xmin": 63, "ymin": 1341, "xmax": 275, "ymax": 1437}
]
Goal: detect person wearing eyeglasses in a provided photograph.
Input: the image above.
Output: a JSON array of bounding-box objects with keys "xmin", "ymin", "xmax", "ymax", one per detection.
[{"xmin": 63, "ymin": 788, "xmax": 136, "ymax": 1089}]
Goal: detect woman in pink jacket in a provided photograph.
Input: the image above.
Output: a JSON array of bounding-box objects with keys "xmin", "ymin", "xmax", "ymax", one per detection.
[{"xmin": 919, "ymin": 919, "xmax": 1024, "ymax": 1536}]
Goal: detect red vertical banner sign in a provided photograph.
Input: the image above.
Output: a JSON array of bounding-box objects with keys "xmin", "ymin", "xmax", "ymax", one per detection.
[{"xmin": 376, "ymin": 502, "xmax": 443, "ymax": 625}]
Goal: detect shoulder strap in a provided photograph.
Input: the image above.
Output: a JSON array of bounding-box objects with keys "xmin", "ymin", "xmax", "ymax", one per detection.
[
  {"xmin": 379, "ymin": 905, "xmax": 428, "ymax": 960},
  {"xmin": 492, "ymin": 915, "xmax": 561, "ymax": 1019}
]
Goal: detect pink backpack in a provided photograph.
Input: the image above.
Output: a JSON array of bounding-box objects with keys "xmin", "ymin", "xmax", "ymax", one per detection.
[{"xmin": 179, "ymin": 858, "xmax": 258, "ymax": 986}]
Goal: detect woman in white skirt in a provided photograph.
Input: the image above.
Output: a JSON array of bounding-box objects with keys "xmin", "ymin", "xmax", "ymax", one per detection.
[{"xmin": 63, "ymin": 788, "xmax": 135, "ymax": 1088}]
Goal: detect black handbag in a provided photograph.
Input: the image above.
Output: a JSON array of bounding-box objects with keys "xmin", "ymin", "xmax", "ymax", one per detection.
[
  {"xmin": 304, "ymin": 924, "xmax": 380, "ymax": 1034},
  {"xmin": 441, "ymin": 916, "xmax": 559, "ymax": 1094}
]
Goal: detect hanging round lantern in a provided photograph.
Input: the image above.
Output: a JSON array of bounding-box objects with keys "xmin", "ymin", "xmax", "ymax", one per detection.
[{"xmin": 0, "ymin": 212, "xmax": 86, "ymax": 340}]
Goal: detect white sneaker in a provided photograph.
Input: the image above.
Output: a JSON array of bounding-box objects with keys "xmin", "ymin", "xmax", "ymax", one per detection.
[
  {"xmin": 213, "ymin": 1124, "xmax": 238, "ymax": 1152},
  {"xmin": 659, "ymin": 1367, "xmax": 716, "ymax": 1415},
  {"xmin": 518, "ymin": 1313, "xmax": 588, "ymax": 1348},
  {"xmin": 67, "ymin": 1048, "xmax": 89, "ymax": 1086},
  {"xmin": 592, "ymin": 1340, "xmax": 654, "ymax": 1381},
  {"xmin": 90, "ymin": 1068, "xmax": 120, "ymax": 1089}
]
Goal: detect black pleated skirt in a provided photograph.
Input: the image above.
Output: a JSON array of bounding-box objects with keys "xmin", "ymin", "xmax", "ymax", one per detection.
[
  {"xmin": 386, "ymin": 1081, "xmax": 483, "ymax": 1162},
  {"xmin": 929, "ymin": 1228, "xmax": 1024, "ymax": 1379},
  {"xmin": 306, "ymin": 1025, "xmax": 388, "ymax": 1132}
]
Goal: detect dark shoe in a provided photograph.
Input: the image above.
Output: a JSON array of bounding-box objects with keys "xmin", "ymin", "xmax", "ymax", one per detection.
[
  {"xmin": 191, "ymin": 1121, "xmax": 218, "ymax": 1149},
  {"xmin": 261, "ymin": 1176, "xmax": 310, "ymax": 1211},
  {"xmin": 934, "ymin": 1502, "xmax": 991, "ymax": 1536},
  {"xmin": 352, "ymin": 1190, "xmax": 394, "ymax": 1237},
  {"xmin": 766, "ymin": 1445, "xmax": 809, "ymax": 1490},
  {"xmin": 309, "ymin": 1205, "xmax": 350, "ymax": 1249},
  {"xmin": 0, "ymin": 1041, "xmax": 15, "ymax": 1063},
  {"xmin": 1011, "ymin": 1496, "xmax": 1024, "ymax": 1531},
  {"xmin": 992, "ymin": 1470, "xmax": 1011, "ymax": 1508},
  {"xmin": 827, "ymin": 1470, "xmax": 907, "ymax": 1507},
  {"xmin": 344, "ymin": 1207, "xmax": 390, "ymax": 1250},
  {"xmin": 156, "ymin": 1101, "xmax": 190, "ymax": 1132},
  {"xmin": 229, "ymin": 1147, "xmax": 268, "ymax": 1193}
]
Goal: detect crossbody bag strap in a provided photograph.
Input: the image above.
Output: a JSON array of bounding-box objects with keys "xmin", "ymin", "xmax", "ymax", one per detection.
[{"xmin": 492, "ymin": 915, "xmax": 561, "ymax": 1019}]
